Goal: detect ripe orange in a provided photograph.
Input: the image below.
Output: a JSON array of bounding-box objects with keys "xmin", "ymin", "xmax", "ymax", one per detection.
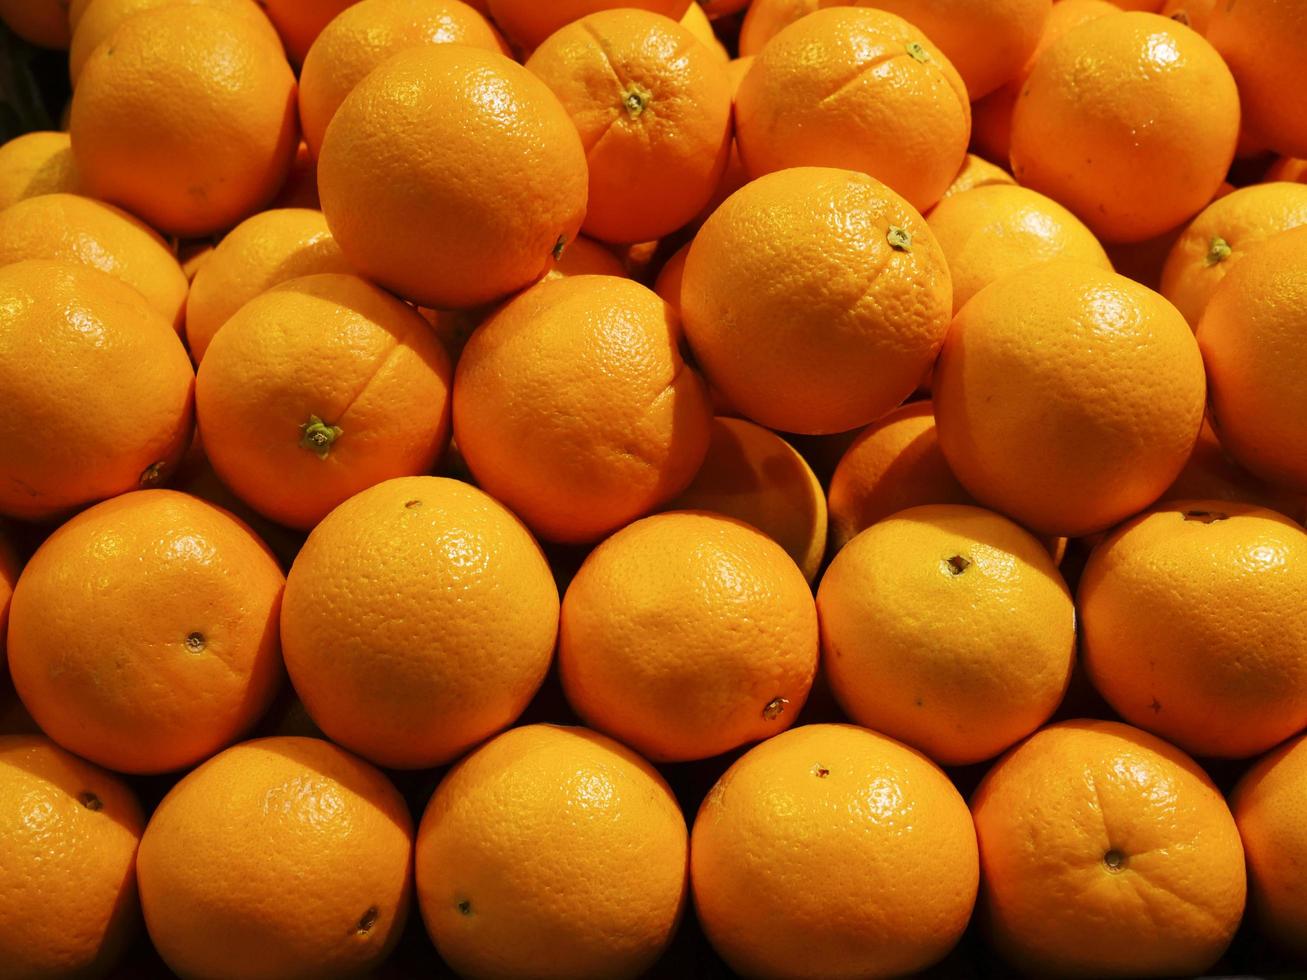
[
  {"xmin": 298, "ymin": 0, "xmax": 502, "ymax": 157},
  {"xmin": 185, "ymin": 208, "xmax": 351, "ymax": 363},
  {"xmin": 526, "ymin": 9, "xmax": 733, "ymax": 243},
  {"xmin": 937, "ymin": 152, "xmax": 1015, "ymax": 202},
  {"xmin": 1232, "ymin": 734, "xmax": 1307, "ymax": 957},
  {"xmin": 416, "ymin": 724, "xmax": 687, "ymax": 979},
  {"xmin": 0, "ymin": 131, "xmax": 80, "ymax": 211},
  {"xmin": 972, "ymin": 719, "xmax": 1246, "ymax": 978},
  {"xmin": 1161, "ymin": 182, "xmax": 1307, "ymax": 327},
  {"xmin": 667, "ymin": 417, "xmax": 828, "ymax": 582},
  {"xmin": 319, "ymin": 45, "xmax": 587, "ymax": 309},
  {"xmin": 699, "ymin": 0, "xmax": 750, "ymax": 15},
  {"xmin": 1160, "ymin": 422, "xmax": 1305, "ymax": 523},
  {"xmin": 69, "ymin": 0, "xmax": 98, "ymax": 31},
  {"xmin": 196, "ymin": 273, "xmax": 452, "ymax": 530},
  {"xmin": 1267, "ymin": 155, "xmax": 1307, "ymax": 184},
  {"xmin": 1080, "ymin": 501, "xmax": 1307, "ymax": 758},
  {"xmin": 0, "ymin": 260, "xmax": 193, "ymax": 521},
  {"xmin": 653, "ymin": 241, "xmax": 688, "ymax": 311},
  {"xmin": 269, "ymin": 139, "xmax": 320, "ymax": 209},
  {"xmin": 819, "ymin": 504, "xmax": 1075, "ymax": 765},
  {"xmin": 1208, "ymin": 0, "xmax": 1307, "ymax": 157},
  {"xmin": 0, "ymin": 531, "xmax": 16, "ymax": 672},
  {"xmin": 454, "ymin": 275, "xmax": 711, "ymax": 543},
  {"xmin": 260, "ymin": 0, "xmax": 354, "ymax": 62},
  {"xmin": 138, "ymin": 737, "xmax": 412, "ymax": 979},
  {"xmin": 544, "ymin": 233, "xmax": 625, "ymax": 279},
  {"xmin": 692, "ymin": 723, "xmax": 978, "ymax": 978},
  {"xmin": 682, "ymin": 167, "xmax": 952, "ymax": 434},
  {"xmin": 177, "ymin": 240, "xmax": 214, "ymax": 282},
  {"xmin": 8, "ymin": 490, "xmax": 284, "ymax": 774},
  {"xmin": 1161, "ymin": 0, "xmax": 1215, "ymax": 31},
  {"xmin": 0, "ymin": 735, "xmax": 143, "ymax": 978},
  {"xmin": 926, "ymin": 184, "xmax": 1111, "ymax": 313},
  {"xmin": 738, "ymin": 0, "xmax": 818, "ymax": 56},
  {"xmin": 0, "ymin": 0, "xmax": 70, "ymax": 47},
  {"xmin": 1199, "ymin": 224, "xmax": 1307, "ymax": 492},
  {"xmin": 486, "ymin": 0, "xmax": 694, "ymax": 50},
  {"xmin": 0, "ymin": 192, "xmax": 188, "ymax": 331},
  {"xmin": 933, "ymin": 261, "xmax": 1206, "ymax": 537},
  {"xmin": 69, "ymin": 6, "xmax": 298, "ymax": 237},
  {"xmin": 735, "ymin": 7, "xmax": 970, "ymax": 213},
  {"xmin": 1010, "ymin": 12, "xmax": 1239, "ymax": 243},
  {"xmin": 827, "ymin": 400, "xmax": 973, "ymax": 551},
  {"xmin": 281, "ymin": 476, "xmax": 558, "ymax": 769},
  {"xmin": 680, "ymin": 1, "xmax": 730, "ymax": 60},
  {"xmin": 560, "ymin": 511, "xmax": 818, "ymax": 761}
]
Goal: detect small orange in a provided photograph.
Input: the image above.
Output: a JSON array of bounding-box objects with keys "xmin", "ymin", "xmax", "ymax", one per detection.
[
  {"xmin": 69, "ymin": 5, "xmax": 298, "ymax": 237},
  {"xmin": 1208, "ymin": 0, "xmax": 1307, "ymax": 157},
  {"xmin": 454, "ymin": 275, "xmax": 712, "ymax": 543},
  {"xmin": 260, "ymin": 0, "xmax": 354, "ymax": 62},
  {"xmin": 818, "ymin": 504, "xmax": 1075, "ymax": 766},
  {"xmin": 196, "ymin": 274, "xmax": 452, "ymax": 530},
  {"xmin": 653, "ymin": 241, "xmax": 688, "ymax": 311},
  {"xmin": 738, "ymin": 0, "xmax": 818, "ymax": 56},
  {"xmin": 0, "ymin": 530, "xmax": 16, "ymax": 673},
  {"xmin": 933, "ymin": 261, "xmax": 1206, "ymax": 537},
  {"xmin": 692, "ymin": 723, "xmax": 978, "ymax": 978},
  {"xmin": 680, "ymin": 1, "xmax": 730, "ymax": 60},
  {"xmin": 1010, "ymin": 12, "xmax": 1239, "ymax": 243},
  {"xmin": 683, "ymin": 167, "xmax": 952, "ymax": 434},
  {"xmin": 936, "ymin": 152, "xmax": 1015, "ymax": 202},
  {"xmin": 281, "ymin": 476, "xmax": 559, "ymax": 769},
  {"xmin": 972, "ymin": 719, "xmax": 1246, "ymax": 978},
  {"xmin": 0, "ymin": 131, "xmax": 80, "ymax": 211},
  {"xmin": 560, "ymin": 511, "xmax": 818, "ymax": 761},
  {"xmin": 1232, "ymin": 734, "xmax": 1307, "ymax": 957},
  {"xmin": 1198, "ymin": 224, "xmax": 1307, "ymax": 492},
  {"xmin": 177, "ymin": 240, "xmax": 214, "ymax": 282},
  {"xmin": 0, "ymin": 0, "xmax": 71, "ymax": 47},
  {"xmin": 138, "ymin": 737, "xmax": 412, "ymax": 979},
  {"xmin": 319, "ymin": 45, "xmax": 588, "ymax": 309},
  {"xmin": 0, "ymin": 260, "xmax": 194, "ymax": 522},
  {"xmin": 1161, "ymin": 0, "xmax": 1215, "ymax": 31},
  {"xmin": 0, "ymin": 735, "xmax": 143, "ymax": 979},
  {"xmin": 486, "ymin": 0, "xmax": 693, "ymax": 51},
  {"xmin": 526, "ymin": 9, "xmax": 733, "ymax": 244},
  {"xmin": 667, "ymin": 417, "xmax": 828, "ymax": 582},
  {"xmin": 1266, "ymin": 155, "xmax": 1307, "ymax": 184},
  {"xmin": 735, "ymin": 7, "xmax": 970, "ymax": 213},
  {"xmin": 298, "ymin": 0, "xmax": 502, "ymax": 157},
  {"xmin": 926, "ymin": 184, "xmax": 1111, "ymax": 313},
  {"xmin": 0, "ymin": 192, "xmax": 188, "ymax": 331},
  {"xmin": 1160, "ymin": 422, "xmax": 1305, "ymax": 523},
  {"xmin": 269, "ymin": 140, "xmax": 320, "ymax": 210},
  {"xmin": 416, "ymin": 724, "xmax": 688, "ymax": 980},
  {"xmin": 1080, "ymin": 501, "xmax": 1307, "ymax": 758},
  {"xmin": 544, "ymin": 233, "xmax": 625, "ymax": 279},
  {"xmin": 827, "ymin": 400, "xmax": 972, "ymax": 552},
  {"xmin": 8, "ymin": 490, "xmax": 284, "ymax": 774},
  {"xmin": 1161, "ymin": 182, "xmax": 1307, "ymax": 327},
  {"xmin": 185, "ymin": 207, "xmax": 351, "ymax": 363}
]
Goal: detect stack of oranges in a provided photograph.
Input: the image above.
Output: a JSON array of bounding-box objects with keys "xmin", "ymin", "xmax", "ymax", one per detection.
[{"xmin": 0, "ymin": 0, "xmax": 1305, "ymax": 976}]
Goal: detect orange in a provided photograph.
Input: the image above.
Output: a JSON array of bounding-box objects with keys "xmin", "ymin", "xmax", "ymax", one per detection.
[
  {"xmin": 825, "ymin": 0, "xmax": 1051, "ymax": 100},
  {"xmin": 0, "ymin": 530, "xmax": 16, "ymax": 673},
  {"xmin": 177, "ymin": 240, "xmax": 214, "ymax": 282},
  {"xmin": 1107, "ymin": 0, "xmax": 1164, "ymax": 7},
  {"xmin": 969, "ymin": 0, "xmax": 1119, "ymax": 165},
  {"xmin": 735, "ymin": 8, "xmax": 970, "ymax": 213},
  {"xmin": 0, "ymin": 735, "xmax": 143, "ymax": 978},
  {"xmin": 526, "ymin": 9, "xmax": 733, "ymax": 244},
  {"xmin": 0, "ymin": 192, "xmax": 188, "ymax": 331},
  {"xmin": 185, "ymin": 207, "xmax": 351, "ymax": 363},
  {"xmin": 692, "ymin": 723, "xmax": 978, "ymax": 978},
  {"xmin": 0, "ymin": 131, "xmax": 80, "ymax": 211},
  {"xmin": 560, "ymin": 511, "xmax": 818, "ymax": 761},
  {"xmin": 416, "ymin": 724, "xmax": 687, "ymax": 979},
  {"xmin": 69, "ymin": 0, "xmax": 100, "ymax": 31},
  {"xmin": 138, "ymin": 737, "xmax": 412, "ymax": 979},
  {"xmin": 933, "ymin": 261, "xmax": 1206, "ymax": 537},
  {"xmin": 1198, "ymin": 224, "xmax": 1307, "ymax": 492},
  {"xmin": 667, "ymin": 417, "xmax": 828, "ymax": 582},
  {"xmin": 196, "ymin": 273, "xmax": 452, "ymax": 530},
  {"xmin": 937, "ymin": 152, "xmax": 1015, "ymax": 202},
  {"xmin": 1161, "ymin": 182, "xmax": 1307, "ymax": 327},
  {"xmin": 454, "ymin": 275, "xmax": 712, "ymax": 543},
  {"xmin": 0, "ymin": 0, "xmax": 70, "ymax": 47},
  {"xmin": 319, "ymin": 45, "xmax": 587, "ymax": 310},
  {"xmin": 1267, "ymin": 155, "xmax": 1307, "ymax": 183},
  {"xmin": 972, "ymin": 719, "xmax": 1246, "ymax": 978},
  {"xmin": 269, "ymin": 139, "xmax": 320, "ymax": 210},
  {"xmin": 699, "ymin": 0, "xmax": 750, "ymax": 15},
  {"xmin": 680, "ymin": 1, "xmax": 730, "ymax": 60},
  {"xmin": 1080, "ymin": 501, "xmax": 1307, "ymax": 758},
  {"xmin": 8, "ymin": 490, "xmax": 284, "ymax": 774},
  {"xmin": 281, "ymin": 476, "xmax": 558, "ymax": 769},
  {"xmin": 0, "ymin": 260, "xmax": 193, "ymax": 521},
  {"xmin": 1232, "ymin": 734, "xmax": 1307, "ymax": 957},
  {"xmin": 69, "ymin": 6, "xmax": 298, "ymax": 237},
  {"xmin": 1208, "ymin": 0, "xmax": 1307, "ymax": 157},
  {"xmin": 544, "ymin": 233, "xmax": 625, "ymax": 279},
  {"xmin": 68, "ymin": 0, "xmax": 282, "ymax": 83},
  {"xmin": 298, "ymin": 0, "xmax": 501, "ymax": 157},
  {"xmin": 260, "ymin": 0, "xmax": 354, "ymax": 62},
  {"xmin": 827, "ymin": 400, "xmax": 972, "ymax": 552},
  {"xmin": 738, "ymin": 0, "xmax": 818, "ymax": 56},
  {"xmin": 486, "ymin": 0, "xmax": 694, "ymax": 51},
  {"xmin": 926, "ymin": 184, "xmax": 1112, "ymax": 313},
  {"xmin": 1010, "ymin": 12, "xmax": 1239, "ymax": 243},
  {"xmin": 1161, "ymin": 0, "xmax": 1215, "ymax": 31},
  {"xmin": 818, "ymin": 504, "xmax": 1074, "ymax": 765},
  {"xmin": 653, "ymin": 240, "xmax": 688, "ymax": 311},
  {"xmin": 1160, "ymin": 422, "xmax": 1306, "ymax": 523},
  {"xmin": 682, "ymin": 167, "xmax": 952, "ymax": 434}
]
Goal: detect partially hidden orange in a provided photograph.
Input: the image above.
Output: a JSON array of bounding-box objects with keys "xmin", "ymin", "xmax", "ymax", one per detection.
[{"xmin": 0, "ymin": 131, "xmax": 80, "ymax": 211}]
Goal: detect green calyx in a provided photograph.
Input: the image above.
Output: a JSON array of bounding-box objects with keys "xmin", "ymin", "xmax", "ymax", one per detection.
[
  {"xmin": 1205, "ymin": 235, "xmax": 1232, "ymax": 266},
  {"xmin": 622, "ymin": 84, "xmax": 653, "ymax": 119},
  {"xmin": 552, "ymin": 234, "xmax": 567, "ymax": 261},
  {"xmin": 300, "ymin": 416, "xmax": 342, "ymax": 459},
  {"xmin": 906, "ymin": 42, "xmax": 930, "ymax": 63},
  {"xmin": 887, "ymin": 226, "xmax": 913, "ymax": 252}
]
